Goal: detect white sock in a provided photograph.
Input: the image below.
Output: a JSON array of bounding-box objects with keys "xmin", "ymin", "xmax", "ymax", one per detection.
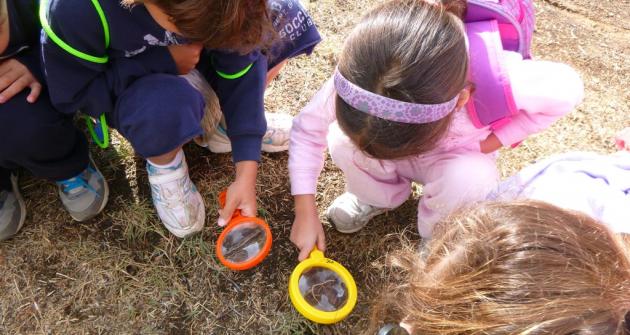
[{"xmin": 148, "ymin": 149, "xmax": 184, "ymax": 170}]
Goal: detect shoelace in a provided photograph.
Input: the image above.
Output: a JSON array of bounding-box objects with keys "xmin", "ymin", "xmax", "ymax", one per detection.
[{"xmin": 58, "ymin": 169, "xmax": 97, "ymax": 195}]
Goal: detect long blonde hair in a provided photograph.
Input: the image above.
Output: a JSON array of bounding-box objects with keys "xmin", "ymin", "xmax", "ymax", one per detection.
[{"xmin": 370, "ymin": 201, "xmax": 630, "ymax": 335}]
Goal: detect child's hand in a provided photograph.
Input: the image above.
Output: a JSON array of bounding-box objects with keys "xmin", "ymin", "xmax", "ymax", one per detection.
[
  {"xmin": 0, "ymin": 59, "xmax": 42, "ymax": 104},
  {"xmin": 480, "ymin": 133, "xmax": 503, "ymax": 153},
  {"xmin": 168, "ymin": 43, "xmax": 203, "ymax": 75},
  {"xmin": 615, "ymin": 128, "xmax": 630, "ymax": 151},
  {"xmin": 218, "ymin": 161, "xmax": 258, "ymax": 226},
  {"xmin": 291, "ymin": 194, "xmax": 326, "ymax": 261}
]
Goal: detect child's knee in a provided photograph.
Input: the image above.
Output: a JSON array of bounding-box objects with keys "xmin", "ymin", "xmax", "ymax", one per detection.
[
  {"xmin": 328, "ymin": 133, "xmax": 355, "ymax": 169},
  {"xmin": 543, "ymin": 62, "xmax": 584, "ymax": 111},
  {"xmin": 445, "ymin": 154, "xmax": 499, "ymax": 195},
  {"xmin": 417, "ymin": 154, "xmax": 498, "ymax": 235},
  {"xmin": 115, "ymin": 75, "xmax": 205, "ymax": 157},
  {"xmin": 117, "ymin": 75, "xmax": 204, "ymax": 130},
  {"xmin": 0, "ymin": 98, "xmax": 76, "ymax": 158}
]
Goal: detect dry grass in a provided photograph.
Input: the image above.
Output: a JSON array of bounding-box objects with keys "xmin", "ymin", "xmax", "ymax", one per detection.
[{"xmin": 1, "ymin": 0, "xmax": 629, "ymax": 334}]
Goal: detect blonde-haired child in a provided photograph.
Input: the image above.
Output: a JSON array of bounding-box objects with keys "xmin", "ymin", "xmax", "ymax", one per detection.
[
  {"xmin": 371, "ymin": 200, "xmax": 630, "ymax": 335},
  {"xmin": 372, "ymin": 129, "xmax": 630, "ymax": 334}
]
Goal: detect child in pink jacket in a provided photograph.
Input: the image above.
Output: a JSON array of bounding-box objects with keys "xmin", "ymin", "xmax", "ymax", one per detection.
[{"xmin": 288, "ymin": 0, "xmax": 584, "ymax": 259}]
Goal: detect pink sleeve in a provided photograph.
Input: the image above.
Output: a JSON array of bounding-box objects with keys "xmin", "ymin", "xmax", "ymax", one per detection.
[
  {"xmin": 493, "ymin": 52, "xmax": 584, "ymax": 146},
  {"xmin": 289, "ymin": 77, "xmax": 337, "ymax": 195}
]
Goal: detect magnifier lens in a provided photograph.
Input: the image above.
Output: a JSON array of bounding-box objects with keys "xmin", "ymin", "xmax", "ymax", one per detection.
[
  {"xmin": 221, "ymin": 222, "xmax": 267, "ymax": 264},
  {"xmin": 298, "ymin": 267, "xmax": 349, "ymax": 312}
]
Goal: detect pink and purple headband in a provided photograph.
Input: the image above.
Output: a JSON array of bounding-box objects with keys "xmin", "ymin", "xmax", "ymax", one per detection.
[{"xmin": 333, "ymin": 69, "xmax": 459, "ymax": 124}]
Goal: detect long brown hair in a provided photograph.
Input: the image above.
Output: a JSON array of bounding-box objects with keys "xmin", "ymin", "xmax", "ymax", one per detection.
[
  {"xmin": 124, "ymin": 0, "xmax": 276, "ymax": 53},
  {"xmin": 336, "ymin": 0, "xmax": 468, "ymax": 160},
  {"xmin": 369, "ymin": 201, "xmax": 630, "ymax": 335}
]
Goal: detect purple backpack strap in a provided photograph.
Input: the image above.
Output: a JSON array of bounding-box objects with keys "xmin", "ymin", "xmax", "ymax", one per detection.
[
  {"xmin": 466, "ymin": 0, "xmax": 535, "ymax": 58},
  {"xmin": 465, "ymin": 20, "xmax": 518, "ymax": 129}
]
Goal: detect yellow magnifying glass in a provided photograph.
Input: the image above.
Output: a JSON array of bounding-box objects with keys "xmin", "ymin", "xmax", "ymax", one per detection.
[{"xmin": 288, "ymin": 248, "xmax": 358, "ymax": 324}]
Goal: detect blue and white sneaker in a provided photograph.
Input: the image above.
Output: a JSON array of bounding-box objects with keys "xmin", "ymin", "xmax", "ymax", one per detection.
[
  {"xmin": 201, "ymin": 112, "xmax": 293, "ymax": 153},
  {"xmin": 57, "ymin": 160, "xmax": 109, "ymax": 222},
  {"xmin": 0, "ymin": 174, "xmax": 26, "ymax": 241},
  {"xmin": 147, "ymin": 154, "xmax": 204, "ymax": 238}
]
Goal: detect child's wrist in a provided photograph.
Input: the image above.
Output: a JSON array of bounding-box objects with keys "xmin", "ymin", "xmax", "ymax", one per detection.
[
  {"xmin": 294, "ymin": 194, "xmax": 317, "ymax": 216},
  {"xmin": 480, "ymin": 133, "xmax": 503, "ymax": 153},
  {"xmin": 235, "ymin": 160, "xmax": 258, "ymax": 183}
]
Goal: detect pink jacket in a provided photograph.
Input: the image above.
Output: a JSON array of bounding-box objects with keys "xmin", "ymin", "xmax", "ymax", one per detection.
[{"xmin": 289, "ymin": 51, "xmax": 584, "ymax": 195}]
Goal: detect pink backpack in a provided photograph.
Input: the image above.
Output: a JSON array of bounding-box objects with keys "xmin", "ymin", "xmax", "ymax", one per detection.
[{"xmin": 464, "ymin": 0, "xmax": 535, "ymax": 130}]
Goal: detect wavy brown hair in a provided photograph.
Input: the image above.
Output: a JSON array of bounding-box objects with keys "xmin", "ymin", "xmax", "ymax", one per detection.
[
  {"xmin": 369, "ymin": 201, "xmax": 630, "ymax": 335},
  {"xmin": 123, "ymin": 0, "xmax": 276, "ymax": 53},
  {"xmin": 336, "ymin": 0, "xmax": 468, "ymax": 160}
]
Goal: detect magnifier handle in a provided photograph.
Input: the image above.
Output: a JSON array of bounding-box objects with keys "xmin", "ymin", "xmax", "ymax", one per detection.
[
  {"xmin": 218, "ymin": 190, "xmax": 227, "ymax": 208},
  {"xmin": 309, "ymin": 247, "xmax": 325, "ymax": 259}
]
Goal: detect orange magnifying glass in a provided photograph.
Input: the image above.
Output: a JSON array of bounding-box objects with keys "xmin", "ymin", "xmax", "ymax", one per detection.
[{"xmin": 216, "ymin": 191, "xmax": 272, "ymax": 271}]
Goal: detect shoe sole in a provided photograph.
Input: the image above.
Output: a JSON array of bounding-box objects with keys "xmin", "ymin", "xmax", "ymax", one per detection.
[
  {"xmin": 261, "ymin": 142, "xmax": 289, "ymax": 153},
  {"xmin": 325, "ymin": 207, "xmax": 386, "ymax": 234},
  {"xmin": 9, "ymin": 174, "xmax": 27, "ymax": 237},
  {"xmin": 205, "ymin": 142, "xmax": 232, "ymax": 154},
  {"xmin": 167, "ymin": 222, "xmax": 204, "ymax": 239},
  {"xmin": 206, "ymin": 144, "xmax": 289, "ymax": 154},
  {"xmin": 69, "ymin": 158, "xmax": 110, "ymax": 222},
  {"xmin": 204, "ymin": 143, "xmax": 289, "ymax": 154}
]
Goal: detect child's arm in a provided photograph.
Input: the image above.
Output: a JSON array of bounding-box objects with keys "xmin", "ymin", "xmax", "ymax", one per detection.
[
  {"xmin": 491, "ymin": 53, "xmax": 584, "ymax": 148},
  {"xmin": 291, "ymin": 194, "xmax": 326, "ymax": 261},
  {"xmin": 288, "ymin": 77, "xmax": 337, "ymax": 260},
  {"xmin": 41, "ymin": 0, "xmax": 179, "ymax": 118},
  {"xmin": 206, "ymin": 49, "xmax": 268, "ymax": 163},
  {"xmin": 206, "ymin": 50, "xmax": 268, "ymax": 222}
]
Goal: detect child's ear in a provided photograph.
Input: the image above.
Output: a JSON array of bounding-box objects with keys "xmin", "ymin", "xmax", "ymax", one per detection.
[{"xmin": 455, "ymin": 88, "xmax": 470, "ymax": 109}]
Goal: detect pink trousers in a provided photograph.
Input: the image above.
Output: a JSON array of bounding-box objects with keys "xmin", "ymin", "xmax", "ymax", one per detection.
[{"xmin": 327, "ymin": 124, "xmax": 499, "ymax": 238}]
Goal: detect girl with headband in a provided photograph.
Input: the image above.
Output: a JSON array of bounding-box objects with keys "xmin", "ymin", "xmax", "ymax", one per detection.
[{"xmin": 288, "ymin": 0, "xmax": 584, "ymax": 260}]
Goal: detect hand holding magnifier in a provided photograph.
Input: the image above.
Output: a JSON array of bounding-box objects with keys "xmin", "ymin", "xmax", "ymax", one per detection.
[
  {"xmin": 215, "ymin": 191, "xmax": 272, "ymax": 271},
  {"xmin": 289, "ymin": 248, "xmax": 358, "ymax": 324}
]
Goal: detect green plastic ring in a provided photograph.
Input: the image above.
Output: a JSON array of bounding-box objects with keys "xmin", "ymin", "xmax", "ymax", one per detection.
[{"xmin": 84, "ymin": 114, "xmax": 110, "ymax": 149}]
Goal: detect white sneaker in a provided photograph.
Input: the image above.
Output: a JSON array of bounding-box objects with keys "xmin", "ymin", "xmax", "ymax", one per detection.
[
  {"xmin": 325, "ymin": 192, "xmax": 386, "ymax": 234},
  {"xmin": 201, "ymin": 112, "xmax": 293, "ymax": 153},
  {"xmin": 147, "ymin": 155, "xmax": 204, "ymax": 238}
]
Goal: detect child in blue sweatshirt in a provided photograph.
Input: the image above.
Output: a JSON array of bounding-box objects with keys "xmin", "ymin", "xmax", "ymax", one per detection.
[
  {"xmin": 0, "ymin": 0, "xmax": 108, "ymax": 241},
  {"xmin": 40, "ymin": 0, "xmax": 320, "ymax": 237}
]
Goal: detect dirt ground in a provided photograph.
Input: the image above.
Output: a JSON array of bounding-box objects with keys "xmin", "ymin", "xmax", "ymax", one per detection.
[{"xmin": 1, "ymin": 0, "xmax": 629, "ymax": 334}]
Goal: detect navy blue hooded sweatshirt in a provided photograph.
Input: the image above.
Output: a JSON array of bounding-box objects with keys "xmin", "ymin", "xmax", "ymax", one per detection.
[
  {"xmin": 40, "ymin": 0, "xmax": 280, "ymax": 162},
  {"xmin": 2, "ymin": 0, "xmax": 41, "ymax": 78}
]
